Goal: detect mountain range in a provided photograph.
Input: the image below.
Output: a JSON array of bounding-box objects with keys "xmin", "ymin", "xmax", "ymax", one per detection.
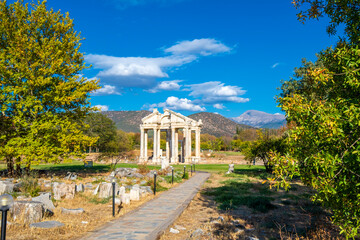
[
  {"xmin": 232, "ymin": 110, "xmax": 286, "ymax": 128},
  {"xmin": 101, "ymin": 110, "xmax": 286, "ymax": 137}
]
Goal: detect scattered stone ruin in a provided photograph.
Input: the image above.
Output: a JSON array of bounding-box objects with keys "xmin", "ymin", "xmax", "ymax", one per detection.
[{"xmin": 139, "ymin": 109, "xmax": 202, "ymax": 164}]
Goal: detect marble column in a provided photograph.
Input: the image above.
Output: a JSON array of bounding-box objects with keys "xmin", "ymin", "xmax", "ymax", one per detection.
[
  {"xmin": 157, "ymin": 128, "xmax": 161, "ymax": 162},
  {"xmin": 195, "ymin": 128, "xmax": 201, "ymax": 159},
  {"xmin": 186, "ymin": 128, "xmax": 192, "ymax": 163},
  {"xmin": 170, "ymin": 127, "xmax": 176, "ymax": 163},
  {"xmin": 144, "ymin": 130, "xmax": 148, "ymax": 161},
  {"xmin": 175, "ymin": 129, "xmax": 179, "ymax": 163},
  {"xmin": 140, "ymin": 126, "xmax": 144, "ymax": 162},
  {"xmin": 166, "ymin": 129, "xmax": 170, "ymax": 160},
  {"xmin": 153, "ymin": 128, "xmax": 157, "ymax": 162}
]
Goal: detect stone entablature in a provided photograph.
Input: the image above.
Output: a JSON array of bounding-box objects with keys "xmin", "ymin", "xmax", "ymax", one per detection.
[{"xmin": 139, "ymin": 109, "xmax": 202, "ymax": 164}]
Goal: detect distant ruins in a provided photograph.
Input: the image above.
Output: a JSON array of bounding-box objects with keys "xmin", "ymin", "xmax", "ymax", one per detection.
[{"xmin": 139, "ymin": 109, "xmax": 202, "ymax": 165}]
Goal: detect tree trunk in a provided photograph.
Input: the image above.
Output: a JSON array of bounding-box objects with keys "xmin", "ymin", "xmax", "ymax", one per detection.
[
  {"xmin": 6, "ymin": 156, "xmax": 14, "ymax": 177},
  {"xmin": 15, "ymin": 157, "xmax": 22, "ymax": 177}
]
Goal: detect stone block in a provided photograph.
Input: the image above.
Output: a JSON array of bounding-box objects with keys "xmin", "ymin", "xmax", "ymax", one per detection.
[
  {"xmin": 10, "ymin": 201, "xmax": 44, "ymax": 224},
  {"xmin": 121, "ymin": 193, "xmax": 130, "ymax": 205},
  {"xmin": 98, "ymin": 183, "xmax": 112, "ymax": 198},
  {"xmin": 61, "ymin": 207, "xmax": 85, "ymax": 214},
  {"xmin": 0, "ymin": 181, "xmax": 14, "ymax": 194},
  {"xmin": 53, "ymin": 182, "xmax": 75, "ymax": 200},
  {"xmin": 30, "ymin": 221, "xmax": 64, "ymax": 229},
  {"xmin": 32, "ymin": 193, "xmax": 55, "ymax": 211},
  {"xmin": 130, "ymin": 188, "xmax": 140, "ymax": 201},
  {"xmin": 76, "ymin": 183, "xmax": 84, "ymax": 192}
]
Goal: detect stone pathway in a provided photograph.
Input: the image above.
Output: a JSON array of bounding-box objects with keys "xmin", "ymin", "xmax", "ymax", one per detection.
[{"xmin": 80, "ymin": 172, "xmax": 210, "ymax": 240}]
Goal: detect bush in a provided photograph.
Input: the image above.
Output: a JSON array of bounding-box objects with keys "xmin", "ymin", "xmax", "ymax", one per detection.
[{"xmin": 20, "ymin": 175, "xmax": 41, "ymax": 197}]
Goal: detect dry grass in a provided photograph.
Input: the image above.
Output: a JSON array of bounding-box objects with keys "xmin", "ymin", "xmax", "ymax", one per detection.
[
  {"xmin": 6, "ymin": 170, "xmax": 191, "ymax": 240},
  {"xmin": 160, "ymin": 171, "xmax": 344, "ymax": 240}
]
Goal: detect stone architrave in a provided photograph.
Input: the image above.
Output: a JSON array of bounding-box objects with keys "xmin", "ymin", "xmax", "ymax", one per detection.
[{"xmin": 140, "ymin": 109, "xmax": 202, "ymax": 164}]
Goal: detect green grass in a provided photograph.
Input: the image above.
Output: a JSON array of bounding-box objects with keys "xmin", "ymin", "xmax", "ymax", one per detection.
[{"xmin": 214, "ymin": 151, "xmax": 244, "ymax": 156}]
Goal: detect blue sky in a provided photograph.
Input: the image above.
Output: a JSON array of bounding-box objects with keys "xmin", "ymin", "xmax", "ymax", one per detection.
[{"xmin": 30, "ymin": 0, "xmax": 341, "ymax": 117}]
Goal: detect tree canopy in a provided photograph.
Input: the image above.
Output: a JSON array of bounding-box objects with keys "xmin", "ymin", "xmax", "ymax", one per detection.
[
  {"xmin": 271, "ymin": 1, "xmax": 360, "ymax": 236},
  {"xmin": 0, "ymin": 0, "xmax": 99, "ymax": 175},
  {"xmin": 293, "ymin": 0, "xmax": 360, "ymax": 43}
]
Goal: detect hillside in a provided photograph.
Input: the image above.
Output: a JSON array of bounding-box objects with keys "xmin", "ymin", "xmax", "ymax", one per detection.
[
  {"xmin": 101, "ymin": 110, "xmax": 151, "ymax": 132},
  {"xmin": 188, "ymin": 112, "xmax": 253, "ymax": 137},
  {"xmin": 101, "ymin": 110, "xmax": 253, "ymax": 137}
]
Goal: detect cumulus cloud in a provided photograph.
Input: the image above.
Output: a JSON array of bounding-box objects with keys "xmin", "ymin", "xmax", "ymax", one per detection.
[
  {"xmin": 147, "ymin": 96, "xmax": 206, "ymax": 112},
  {"xmin": 92, "ymin": 84, "xmax": 121, "ymax": 96},
  {"xmin": 165, "ymin": 38, "xmax": 231, "ymax": 56},
  {"xmin": 186, "ymin": 81, "xmax": 249, "ymax": 103},
  {"xmin": 213, "ymin": 103, "xmax": 225, "ymax": 109},
  {"xmin": 85, "ymin": 38, "xmax": 231, "ymax": 90},
  {"xmin": 94, "ymin": 105, "xmax": 109, "ymax": 111},
  {"xmin": 147, "ymin": 80, "xmax": 182, "ymax": 93}
]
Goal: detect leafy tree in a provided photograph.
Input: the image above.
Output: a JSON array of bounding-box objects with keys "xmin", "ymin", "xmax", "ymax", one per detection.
[
  {"xmin": 84, "ymin": 112, "xmax": 117, "ymax": 153},
  {"xmin": 293, "ymin": 0, "xmax": 360, "ymax": 43},
  {"xmin": 272, "ymin": 41, "xmax": 360, "ymax": 237},
  {"xmin": 0, "ymin": 1, "xmax": 99, "ymax": 175},
  {"xmin": 243, "ymin": 131, "xmax": 287, "ymax": 173}
]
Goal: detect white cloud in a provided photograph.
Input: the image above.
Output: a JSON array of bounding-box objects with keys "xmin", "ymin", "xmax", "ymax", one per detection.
[
  {"xmin": 272, "ymin": 63, "xmax": 280, "ymax": 68},
  {"xmin": 213, "ymin": 103, "xmax": 225, "ymax": 109},
  {"xmin": 147, "ymin": 80, "xmax": 182, "ymax": 93},
  {"xmin": 92, "ymin": 85, "xmax": 121, "ymax": 96},
  {"xmin": 186, "ymin": 81, "xmax": 249, "ymax": 103},
  {"xmin": 94, "ymin": 105, "xmax": 109, "ymax": 111},
  {"xmin": 148, "ymin": 96, "xmax": 206, "ymax": 112},
  {"xmin": 85, "ymin": 38, "xmax": 231, "ymax": 90},
  {"xmin": 165, "ymin": 38, "xmax": 231, "ymax": 56}
]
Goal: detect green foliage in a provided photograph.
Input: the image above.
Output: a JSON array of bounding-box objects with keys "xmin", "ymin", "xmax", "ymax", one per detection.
[
  {"xmin": 292, "ymin": 0, "xmax": 360, "ymax": 44},
  {"xmin": 273, "ymin": 42, "xmax": 360, "ymax": 237},
  {"xmin": 0, "ymin": 0, "xmax": 99, "ymax": 174},
  {"xmin": 84, "ymin": 113, "xmax": 117, "ymax": 153},
  {"xmin": 20, "ymin": 175, "xmax": 41, "ymax": 197},
  {"xmin": 182, "ymin": 172, "xmax": 189, "ymax": 179},
  {"xmin": 242, "ymin": 131, "xmax": 287, "ymax": 173}
]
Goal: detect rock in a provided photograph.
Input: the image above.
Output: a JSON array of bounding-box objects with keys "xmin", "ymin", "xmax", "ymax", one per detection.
[
  {"xmin": 10, "ymin": 201, "xmax": 44, "ymax": 224},
  {"xmin": 32, "ymin": 193, "xmax": 55, "ymax": 211},
  {"xmin": 0, "ymin": 181, "xmax": 14, "ymax": 194},
  {"xmin": 140, "ymin": 186, "xmax": 153, "ymax": 194},
  {"xmin": 16, "ymin": 195, "xmax": 31, "ymax": 201},
  {"xmin": 119, "ymin": 186, "xmax": 125, "ymax": 196},
  {"xmin": 53, "ymin": 182, "xmax": 75, "ymax": 200},
  {"xmin": 93, "ymin": 184, "xmax": 100, "ymax": 195},
  {"xmin": 98, "ymin": 183, "xmax": 118, "ymax": 198},
  {"xmin": 115, "ymin": 198, "xmax": 121, "ymax": 205},
  {"xmin": 174, "ymin": 225, "xmax": 186, "ymax": 230},
  {"xmin": 140, "ymin": 180, "xmax": 147, "ymax": 185},
  {"xmin": 226, "ymin": 164, "xmax": 235, "ymax": 174},
  {"xmin": 217, "ymin": 216, "xmax": 224, "ymax": 222},
  {"xmin": 231, "ymin": 220, "xmax": 245, "ymax": 229},
  {"xmin": 130, "ymin": 187, "xmax": 140, "ymax": 201},
  {"xmin": 76, "ymin": 183, "xmax": 84, "ymax": 192},
  {"xmin": 61, "ymin": 207, "xmax": 85, "ymax": 214},
  {"xmin": 13, "ymin": 182, "xmax": 22, "ymax": 191},
  {"xmin": 84, "ymin": 183, "xmax": 93, "ymax": 190},
  {"xmin": 133, "ymin": 173, "xmax": 144, "ymax": 179},
  {"xmin": 30, "ymin": 221, "xmax": 64, "ymax": 229},
  {"xmin": 246, "ymin": 237, "xmax": 259, "ymax": 240},
  {"xmin": 169, "ymin": 228, "xmax": 179, "ymax": 234},
  {"xmin": 64, "ymin": 172, "xmax": 77, "ymax": 180},
  {"xmin": 81, "ymin": 221, "xmax": 88, "ymax": 224},
  {"xmin": 190, "ymin": 228, "xmax": 204, "ymax": 238},
  {"xmin": 121, "ymin": 193, "xmax": 130, "ymax": 205}
]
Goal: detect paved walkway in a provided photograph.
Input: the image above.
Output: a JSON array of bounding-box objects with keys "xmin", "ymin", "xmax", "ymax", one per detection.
[{"xmin": 80, "ymin": 172, "xmax": 210, "ymax": 240}]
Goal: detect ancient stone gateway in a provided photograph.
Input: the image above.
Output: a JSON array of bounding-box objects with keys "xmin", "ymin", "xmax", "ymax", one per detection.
[{"xmin": 139, "ymin": 109, "xmax": 202, "ymax": 164}]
